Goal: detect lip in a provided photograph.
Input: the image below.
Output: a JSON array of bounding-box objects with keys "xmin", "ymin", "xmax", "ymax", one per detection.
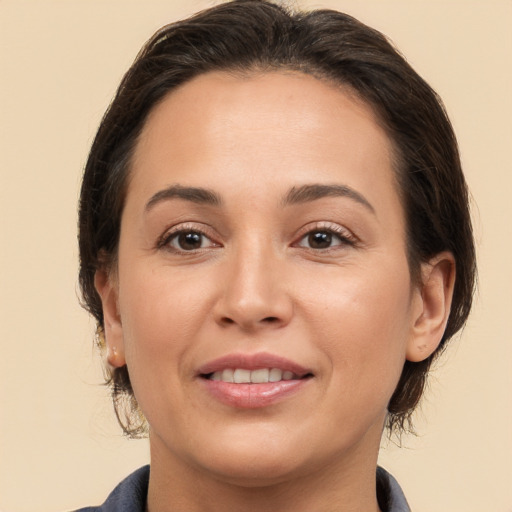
[
  {"xmin": 197, "ymin": 352, "xmax": 312, "ymax": 377},
  {"xmin": 197, "ymin": 352, "xmax": 313, "ymax": 409}
]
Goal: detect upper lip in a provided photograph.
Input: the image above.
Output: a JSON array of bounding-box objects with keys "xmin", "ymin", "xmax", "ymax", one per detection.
[{"xmin": 197, "ymin": 352, "xmax": 312, "ymax": 378}]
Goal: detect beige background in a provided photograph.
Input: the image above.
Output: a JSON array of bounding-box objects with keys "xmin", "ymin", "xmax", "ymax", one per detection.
[{"xmin": 1, "ymin": 1, "xmax": 511, "ymax": 511}]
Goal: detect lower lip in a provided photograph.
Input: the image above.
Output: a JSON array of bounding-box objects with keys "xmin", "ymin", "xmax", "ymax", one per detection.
[{"xmin": 201, "ymin": 378, "xmax": 310, "ymax": 408}]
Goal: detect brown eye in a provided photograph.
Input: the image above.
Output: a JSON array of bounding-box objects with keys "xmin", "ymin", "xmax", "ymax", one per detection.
[
  {"xmin": 177, "ymin": 232, "xmax": 203, "ymax": 250},
  {"xmin": 307, "ymin": 231, "xmax": 333, "ymax": 249},
  {"xmin": 296, "ymin": 228, "xmax": 353, "ymax": 250},
  {"xmin": 163, "ymin": 230, "xmax": 216, "ymax": 251}
]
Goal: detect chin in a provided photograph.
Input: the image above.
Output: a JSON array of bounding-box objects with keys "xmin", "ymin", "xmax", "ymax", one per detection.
[
  {"xmin": 203, "ymin": 454, "xmax": 307, "ymax": 487},
  {"xmin": 190, "ymin": 427, "xmax": 316, "ymax": 485}
]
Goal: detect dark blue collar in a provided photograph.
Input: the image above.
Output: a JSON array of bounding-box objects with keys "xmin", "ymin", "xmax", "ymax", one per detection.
[{"xmin": 74, "ymin": 465, "xmax": 149, "ymax": 512}]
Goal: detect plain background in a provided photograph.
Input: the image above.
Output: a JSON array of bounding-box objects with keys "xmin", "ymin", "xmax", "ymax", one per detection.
[{"xmin": 1, "ymin": 1, "xmax": 511, "ymax": 511}]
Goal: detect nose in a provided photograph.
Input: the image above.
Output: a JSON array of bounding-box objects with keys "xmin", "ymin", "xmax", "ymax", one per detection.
[{"xmin": 213, "ymin": 242, "xmax": 293, "ymax": 332}]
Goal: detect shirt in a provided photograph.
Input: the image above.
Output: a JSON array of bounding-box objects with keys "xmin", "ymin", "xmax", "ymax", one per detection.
[{"xmin": 75, "ymin": 465, "xmax": 410, "ymax": 511}]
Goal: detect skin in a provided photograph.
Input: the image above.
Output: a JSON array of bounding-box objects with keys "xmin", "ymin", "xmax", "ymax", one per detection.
[{"xmin": 96, "ymin": 71, "xmax": 454, "ymax": 512}]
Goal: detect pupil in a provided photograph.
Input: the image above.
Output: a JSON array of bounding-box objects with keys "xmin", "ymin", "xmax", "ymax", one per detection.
[
  {"xmin": 309, "ymin": 231, "xmax": 331, "ymax": 248},
  {"xmin": 179, "ymin": 232, "xmax": 202, "ymax": 250}
]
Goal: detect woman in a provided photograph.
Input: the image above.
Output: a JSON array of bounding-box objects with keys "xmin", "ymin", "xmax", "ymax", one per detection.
[{"xmin": 76, "ymin": 0, "xmax": 475, "ymax": 510}]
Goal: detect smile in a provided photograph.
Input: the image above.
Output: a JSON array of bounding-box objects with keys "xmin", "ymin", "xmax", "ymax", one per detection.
[
  {"xmin": 207, "ymin": 368, "xmax": 300, "ymax": 383},
  {"xmin": 198, "ymin": 353, "xmax": 313, "ymax": 408}
]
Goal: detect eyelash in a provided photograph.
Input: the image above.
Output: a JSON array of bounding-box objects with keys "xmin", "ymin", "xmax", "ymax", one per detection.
[
  {"xmin": 156, "ymin": 222, "xmax": 357, "ymax": 253},
  {"xmin": 156, "ymin": 223, "xmax": 220, "ymax": 253},
  {"xmin": 293, "ymin": 222, "xmax": 357, "ymax": 251}
]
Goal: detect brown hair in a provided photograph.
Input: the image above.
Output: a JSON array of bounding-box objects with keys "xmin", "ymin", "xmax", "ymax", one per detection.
[{"xmin": 79, "ymin": 0, "xmax": 476, "ymax": 437}]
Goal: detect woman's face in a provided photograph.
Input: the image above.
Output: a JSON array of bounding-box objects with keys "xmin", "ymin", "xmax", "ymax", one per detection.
[{"xmin": 101, "ymin": 71, "xmax": 425, "ymax": 483}]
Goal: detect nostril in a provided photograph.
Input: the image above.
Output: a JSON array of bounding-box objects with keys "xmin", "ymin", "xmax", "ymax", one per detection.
[{"xmin": 217, "ymin": 315, "xmax": 284, "ymax": 328}]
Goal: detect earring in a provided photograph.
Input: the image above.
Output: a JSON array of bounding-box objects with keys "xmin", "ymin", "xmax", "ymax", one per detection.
[{"xmin": 107, "ymin": 345, "xmax": 119, "ymax": 366}]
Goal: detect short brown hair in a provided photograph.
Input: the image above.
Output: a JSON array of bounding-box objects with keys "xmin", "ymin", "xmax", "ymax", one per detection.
[{"xmin": 79, "ymin": 0, "xmax": 476, "ymax": 437}]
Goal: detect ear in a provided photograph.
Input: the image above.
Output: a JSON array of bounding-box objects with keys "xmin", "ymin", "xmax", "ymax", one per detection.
[
  {"xmin": 94, "ymin": 269, "xmax": 126, "ymax": 368},
  {"xmin": 406, "ymin": 252, "xmax": 456, "ymax": 362}
]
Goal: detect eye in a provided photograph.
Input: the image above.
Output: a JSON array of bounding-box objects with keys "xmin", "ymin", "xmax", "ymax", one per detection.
[
  {"xmin": 304, "ymin": 231, "xmax": 336, "ymax": 249},
  {"xmin": 295, "ymin": 226, "xmax": 356, "ymax": 250},
  {"xmin": 160, "ymin": 229, "xmax": 218, "ymax": 252},
  {"xmin": 298, "ymin": 230, "xmax": 341, "ymax": 249}
]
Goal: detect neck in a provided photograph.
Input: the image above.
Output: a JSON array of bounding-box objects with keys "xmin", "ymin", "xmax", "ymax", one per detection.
[{"xmin": 146, "ymin": 430, "xmax": 383, "ymax": 512}]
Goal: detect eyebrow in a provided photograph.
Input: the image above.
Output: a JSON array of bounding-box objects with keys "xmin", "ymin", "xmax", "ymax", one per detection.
[
  {"xmin": 145, "ymin": 184, "xmax": 222, "ymax": 212},
  {"xmin": 283, "ymin": 184, "xmax": 375, "ymax": 213},
  {"xmin": 144, "ymin": 182, "xmax": 374, "ymax": 214}
]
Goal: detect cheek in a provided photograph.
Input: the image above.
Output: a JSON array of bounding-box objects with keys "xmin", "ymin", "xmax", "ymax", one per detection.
[
  {"xmin": 115, "ymin": 267, "xmax": 212, "ymax": 427},
  {"xmin": 116, "ymin": 264, "xmax": 212, "ymax": 386},
  {"xmin": 119, "ymin": 268, "xmax": 208, "ymax": 345},
  {"xmin": 299, "ymin": 260, "xmax": 413, "ymax": 385}
]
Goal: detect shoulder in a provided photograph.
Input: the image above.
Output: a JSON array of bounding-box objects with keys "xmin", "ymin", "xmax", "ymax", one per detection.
[
  {"xmin": 376, "ymin": 466, "xmax": 411, "ymax": 512},
  {"xmin": 73, "ymin": 465, "xmax": 150, "ymax": 512}
]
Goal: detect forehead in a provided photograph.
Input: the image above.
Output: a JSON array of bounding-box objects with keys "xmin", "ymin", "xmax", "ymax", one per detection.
[
  {"xmin": 129, "ymin": 71, "xmax": 400, "ymax": 219},
  {"xmin": 136, "ymin": 70, "xmax": 388, "ymax": 156}
]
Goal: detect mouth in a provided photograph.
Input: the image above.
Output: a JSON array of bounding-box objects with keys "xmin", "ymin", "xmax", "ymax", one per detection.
[
  {"xmin": 202, "ymin": 368, "xmax": 312, "ymax": 383},
  {"xmin": 197, "ymin": 352, "xmax": 313, "ymax": 382},
  {"xmin": 197, "ymin": 353, "xmax": 313, "ymax": 408}
]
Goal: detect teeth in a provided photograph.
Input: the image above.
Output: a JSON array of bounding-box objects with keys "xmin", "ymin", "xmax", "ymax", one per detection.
[
  {"xmin": 251, "ymin": 368, "xmax": 269, "ymax": 383},
  {"xmin": 269, "ymin": 368, "xmax": 282, "ymax": 382},
  {"xmin": 209, "ymin": 368, "xmax": 298, "ymax": 383},
  {"xmin": 221, "ymin": 369, "xmax": 234, "ymax": 382},
  {"xmin": 233, "ymin": 369, "xmax": 251, "ymax": 383}
]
